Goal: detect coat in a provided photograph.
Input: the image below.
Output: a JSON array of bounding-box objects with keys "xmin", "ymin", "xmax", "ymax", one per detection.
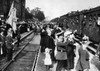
[
  {"xmin": 6, "ymin": 35, "xmax": 13, "ymax": 49},
  {"xmin": 40, "ymin": 29, "xmax": 48, "ymax": 47},
  {"xmin": 76, "ymin": 47, "xmax": 90, "ymax": 71},
  {"xmin": 47, "ymin": 36, "xmax": 55, "ymax": 50},
  {"xmin": 66, "ymin": 42, "xmax": 76, "ymax": 69},
  {"xmin": 55, "ymin": 41, "xmax": 67, "ymax": 60},
  {"xmin": 46, "ymin": 35, "xmax": 56, "ymax": 61}
]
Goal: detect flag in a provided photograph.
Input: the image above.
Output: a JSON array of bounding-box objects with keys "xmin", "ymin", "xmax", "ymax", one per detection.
[
  {"xmin": 6, "ymin": 1, "xmax": 18, "ymax": 32},
  {"xmin": 8, "ymin": 1, "xmax": 14, "ymax": 16},
  {"xmin": 12, "ymin": 8, "xmax": 17, "ymax": 31}
]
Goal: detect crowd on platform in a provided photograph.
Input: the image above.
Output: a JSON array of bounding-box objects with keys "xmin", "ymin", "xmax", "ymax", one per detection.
[
  {"xmin": 40, "ymin": 24, "xmax": 100, "ymax": 71},
  {"xmin": 0, "ymin": 21, "xmax": 35, "ymax": 62}
]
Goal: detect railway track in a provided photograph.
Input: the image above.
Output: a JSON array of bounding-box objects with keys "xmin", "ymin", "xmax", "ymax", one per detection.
[{"xmin": 0, "ymin": 33, "xmax": 40, "ymax": 71}]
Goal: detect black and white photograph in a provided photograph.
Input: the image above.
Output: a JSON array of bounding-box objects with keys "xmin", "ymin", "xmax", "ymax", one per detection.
[{"xmin": 0, "ymin": 0, "xmax": 100, "ymax": 71}]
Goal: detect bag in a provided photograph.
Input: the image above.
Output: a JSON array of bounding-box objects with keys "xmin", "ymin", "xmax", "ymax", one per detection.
[
  {"xmin": 91, "ymin": 55, "xmax": 100, "ymax": 70},
  {"xmin": 54, "ymin": 46, "xmax": 67, "ymax": 60}
]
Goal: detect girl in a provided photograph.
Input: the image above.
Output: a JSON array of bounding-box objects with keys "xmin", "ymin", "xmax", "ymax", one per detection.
[{"xmin": 44, "ymin": 48, "xmax": 52, "ymax": 71}]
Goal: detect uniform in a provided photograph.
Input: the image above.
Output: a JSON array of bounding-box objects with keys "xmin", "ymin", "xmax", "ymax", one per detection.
[
  {"xmin": 56, "ymin": 41, "xmax": 67, "ymax": 71},
  {"xmin": 67, "ymin": 42, "xmax": 76, "ymax": 70},
  {"xmin": 6, "ymin": 35, "xmax": 13, "ymax": 61}
]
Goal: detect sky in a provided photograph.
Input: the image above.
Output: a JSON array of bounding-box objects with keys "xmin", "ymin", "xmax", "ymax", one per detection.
[{"xmin": 26, "ymin": 0, "xmax": 100, "ymax": 20}]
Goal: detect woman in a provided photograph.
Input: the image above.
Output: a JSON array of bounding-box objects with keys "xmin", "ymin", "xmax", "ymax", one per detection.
[
  {"xmin": 46, "ymin": 27, "xmax": 56, "ymax": 62},
  {"xmin": 76, "ymin": 40, "xmax": 90, "ymax": 71},
  {"xmin": 40, "ymin": 25, "xmax": 48, "ymax": 53}
]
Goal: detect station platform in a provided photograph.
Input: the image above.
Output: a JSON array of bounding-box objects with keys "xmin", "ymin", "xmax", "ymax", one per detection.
[
  {"xmin": 35, "ymin": 44, "xmax": 100, "ymax": 71},
  {"xmin": 35, "ymin": 52, "xmax": 57, "ymax": 71}
]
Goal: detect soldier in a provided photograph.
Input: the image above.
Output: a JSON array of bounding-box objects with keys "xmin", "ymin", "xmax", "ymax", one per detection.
[
  {"xmin": 55, "ymin": 32, "xmax": 67, "ymax": 71},
  {"xmin": 6, "ymin": 28, "xmax": 14, "ymax": 61},
  {"xmin": 17, "ymin": 27, "xmax": 21, "ymax": 47},
  {"xmin": 1, "ymin": 28, "xmax": 7, "ymax": 57},
  {"xmin": 66, "ymin": 37, "xmax": 76, "ymax": 71}
]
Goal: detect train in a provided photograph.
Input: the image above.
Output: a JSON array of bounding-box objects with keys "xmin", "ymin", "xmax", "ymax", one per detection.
[{"xmin": 51, "ymin": 6, "xmax": 100, "ymax": 43}]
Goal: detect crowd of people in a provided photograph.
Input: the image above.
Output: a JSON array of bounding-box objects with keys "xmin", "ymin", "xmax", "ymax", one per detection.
[
  {"xmin": 59, "ymin": 14, "xmax": 99, "ymax": 42},
  {"xmin": 40, "ymin": 24, "xmax": 100, "ymax": 71},
  {"xmin": 0, "ymin": 20, "xmax": 41, "ymax": 62}
]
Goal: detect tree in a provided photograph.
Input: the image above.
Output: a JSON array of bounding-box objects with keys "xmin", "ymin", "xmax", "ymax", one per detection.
[
  {"xmin": 25, "ymin": 8, "xmax": 33, "ymax": 19},
  {"xmin": 31, "ymin": 7, "xmax": 45, "ymax": 21}
]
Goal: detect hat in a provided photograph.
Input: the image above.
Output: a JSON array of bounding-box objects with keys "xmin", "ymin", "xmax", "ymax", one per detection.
[{"xmin": 82, "ymin": 35, "xmax": 89, "ymax": 41}]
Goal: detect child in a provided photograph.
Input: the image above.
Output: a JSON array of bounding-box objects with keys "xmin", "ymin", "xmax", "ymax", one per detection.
[{"xmin": 44, "ymin": 48, "xmax": 52, "ymax": 71}]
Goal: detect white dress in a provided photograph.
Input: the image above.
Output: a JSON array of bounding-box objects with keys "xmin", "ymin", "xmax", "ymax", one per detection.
[{"xmin": 44, "ymin": 52, "xmax": 52, "ymax": 65}]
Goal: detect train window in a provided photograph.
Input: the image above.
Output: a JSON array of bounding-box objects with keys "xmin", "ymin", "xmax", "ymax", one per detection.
[
  {"xmin": 98, "ymin": 14, "xmax": 100, "ymax": 17},
  {"xmin": 97, "ymin": 17, "xmax": 100, "ymax": 25}
]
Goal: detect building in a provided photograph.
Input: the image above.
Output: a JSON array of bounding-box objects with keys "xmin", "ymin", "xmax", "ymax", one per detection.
[{"xmin": 0, "ymin": 0, "xmax": 25, "ymax": 21}]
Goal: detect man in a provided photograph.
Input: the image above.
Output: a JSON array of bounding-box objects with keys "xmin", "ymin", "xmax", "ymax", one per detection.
[
  {"xmin": 55, "ymin": 32, "xmax": 67, "ymax": 71},
  {"xmin": 17, "ymin": 27, "xmax": 21, "ymax": 47},
  {"xmin": 51, "ymin": 25, "xmax": 62, "ymax": 39},
  {"xmin": 6, "ymin": 28, "xmax": 14, "ymax": 61},
  {"xmin": 66, "ymin": 37, "xmax": 76, "ymax": 71},
  {"xmin": 1, "ymin": 28, "xmax": 7, "ymax": 57},
  {"xmin": 97, "ymin": 43, "xmax": 100, "ymax": 61}
]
